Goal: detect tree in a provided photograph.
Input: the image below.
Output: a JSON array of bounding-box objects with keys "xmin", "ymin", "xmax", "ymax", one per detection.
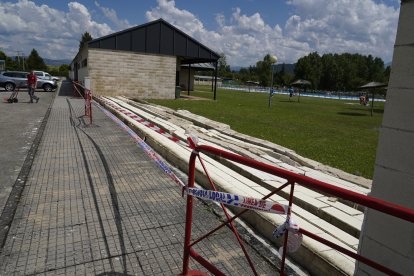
[
  {"xmin": 0, "ymin": 51, "xmax": 19, "ymax": 70},
  {"xmin": 294, "ymin": 52, "xmax": 387, "ymax": 91},
  {"xmin": 47, "ymin": 64, "xmax": 70, "ymax": 77},
  {"xmin": 368, "ymin": 56, "xmax": 385, "ymax": 82},
  {"xmin": 294, "ymin": 52, "xmax": 322, "ymax": 89},
  {"xmin": 237, "ymin": 66, "xmax": 258, "ymax": 83},
  {"xmin": 79, "ymin": 32, "xmax": 93, "ymax": 50},
  {"xmin": 218, "ymin": 53, "xmax": 231, "ymax": 78},
  {"xmin": 383, "ymin": 65, "xmax": 391, "ymax": 83},
  {"xmin": 0, "ymin": 51, "xmax": 6, "ymax": 61},
  {"xmin": 320, "ymin": 54, "xmax": 343, "ymax": 91},
  {"xmin": 256, "ymin": 54, "xmax": 274, "ymax": 87},
  {"xmin": 26, "ymin": 49, "xmax": 47, "ymax": 71},
  {"xmin": 58, "ymin": 64, "xmax": 70, "ymax": 77}
]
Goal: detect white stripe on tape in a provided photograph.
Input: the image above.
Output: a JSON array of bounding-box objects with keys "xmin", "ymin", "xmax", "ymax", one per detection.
[{"xmin": 187, "ymin": 187, "xmax": 287, "ymax": 215}]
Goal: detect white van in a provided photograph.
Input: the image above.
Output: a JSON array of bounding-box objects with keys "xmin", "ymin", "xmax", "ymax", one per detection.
[{"xmin": 33, "ymin": 71, "xmax": 59, "ymax": 82}]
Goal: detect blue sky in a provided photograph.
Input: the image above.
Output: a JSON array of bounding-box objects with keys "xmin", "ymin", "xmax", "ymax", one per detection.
[{"xmin": 0, "ymin": 0, "xmax": 401, "ymax": 66}]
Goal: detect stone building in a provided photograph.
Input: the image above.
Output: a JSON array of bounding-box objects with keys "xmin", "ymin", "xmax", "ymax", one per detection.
[{"xmin": 70, "ymin": 18, "xmax": 219, "ymax": 99}]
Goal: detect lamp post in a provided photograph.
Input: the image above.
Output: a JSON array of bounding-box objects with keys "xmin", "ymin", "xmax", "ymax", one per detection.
[{"xmin": 268, "ymin": 55, "xmax": 278, "ymax": 108}]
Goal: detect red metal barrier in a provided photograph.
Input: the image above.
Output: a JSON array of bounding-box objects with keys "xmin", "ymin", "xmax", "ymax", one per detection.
[
  {"xmin": 182, "ymin": 142, "xmax": 414, "ymax": 275},
  {"xmin": 72, "ymin": 81, "xmax": 92, "ymax": 125}
]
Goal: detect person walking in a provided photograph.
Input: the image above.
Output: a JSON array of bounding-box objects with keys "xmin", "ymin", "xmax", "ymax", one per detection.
[{"xmin": 27, "ymin": 70, "xmax": 39, "ymax": 103}]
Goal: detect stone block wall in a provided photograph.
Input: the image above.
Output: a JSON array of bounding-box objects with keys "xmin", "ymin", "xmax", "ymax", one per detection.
[
  {"xmin": 88, "ymin": 49, "xmax": 176, "ymax": 99},
  {"xmin": 355, "ymin": 1, "xmax": 414, "ymax": 275},
  {"xmin": 179, "ymin": 68, "xmax": 194, "ymax": 91}
]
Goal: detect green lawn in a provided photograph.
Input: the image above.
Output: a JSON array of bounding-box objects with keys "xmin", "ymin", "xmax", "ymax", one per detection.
[{"xmin": 150, "ymin": 85, "xmax": 384, "ymax": 179}]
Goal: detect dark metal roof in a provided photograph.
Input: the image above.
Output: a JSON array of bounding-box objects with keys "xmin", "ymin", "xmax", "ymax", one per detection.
[{"xmin": 88, "ymin": 18, "xmax": 220, "ymax": 64}]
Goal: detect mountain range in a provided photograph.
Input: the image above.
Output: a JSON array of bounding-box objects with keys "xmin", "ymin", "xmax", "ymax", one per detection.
[{"xmin": 44, "ymin": 58, "xmax": 71, "ymax": 66}]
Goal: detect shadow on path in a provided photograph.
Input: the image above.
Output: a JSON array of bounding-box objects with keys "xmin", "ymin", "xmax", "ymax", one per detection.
[{"xmin": 67, "ymin": 98, "xmax": 134, "ymax": 276}]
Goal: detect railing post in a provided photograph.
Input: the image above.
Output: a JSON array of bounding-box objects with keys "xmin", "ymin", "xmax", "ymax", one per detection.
[
  {"xmin": 85, "ymin": 89, "xmax": 92, "ymax": 125},
  {"xmin": 73, "ymin": 80, "xmax": 93, "ymax": 125},
  {"xmin": 280, "ymin": 182, "xmax": 295, "ymax": 275},
  {"xmin": 182, "ymin": 151, "xmax": 198, "ymax": 275}
]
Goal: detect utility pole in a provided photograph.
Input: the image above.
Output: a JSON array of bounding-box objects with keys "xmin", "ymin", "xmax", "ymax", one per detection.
[
  {"xmin": 16, "ymin": 51, "xmax": 20, "ymax": 69},
  {"xmin": 268, "ymin": 55, "xmax": 278, "ymax": 108},
  {"xmin": 16, "ymin": 51, "xmax": 25, "ymax": 70}
]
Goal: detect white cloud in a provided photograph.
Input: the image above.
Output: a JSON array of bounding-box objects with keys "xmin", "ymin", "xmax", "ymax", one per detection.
[
  {"xmin": 286, "ymin": 0, "xmax": 399, "ymax": 62},
  {"xmin": 146, "ymin": 0, "xmax": 207, "ymax": 36},
  {"xmin": 94, "ymin": 1, "xmax": 132, "ymax": 30},
  {"xmin": 0, "ymin": 0, "xmax": 399, "ymax": 66},
  {"xmin": 0, "ymin": 0, "xmax": 112, "ymax": 60},
  {"xmin": 146, "ymin": 0, "xmax": 399, "ymax": 66},
  {"xmin": 146, "ymin": 0, "xmax": 311, "ymax": 66}
]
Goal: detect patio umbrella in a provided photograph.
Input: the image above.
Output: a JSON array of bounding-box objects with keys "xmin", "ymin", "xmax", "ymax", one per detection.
[
  {"xmin": 358, "ymin": 82, "xmax": 387, "ymax": 116},
  {"xmin": 291, "ymin": 79, "xmax": 311, "ymax": 102}
]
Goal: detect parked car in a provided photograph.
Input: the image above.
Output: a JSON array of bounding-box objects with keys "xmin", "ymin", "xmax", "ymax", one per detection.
[
  {"xmin": 33, "ymin": 71, "xmax": 60, "ymax": 82},
  {"xmin": 0, "ymin": 71, "xmax": 58, "ymax": 92}
]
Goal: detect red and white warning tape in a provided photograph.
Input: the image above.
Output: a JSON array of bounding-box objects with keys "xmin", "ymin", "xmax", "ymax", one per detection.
[{"xmin": 187, "ymin": 187, "xmax": 288, "ymax": 215}]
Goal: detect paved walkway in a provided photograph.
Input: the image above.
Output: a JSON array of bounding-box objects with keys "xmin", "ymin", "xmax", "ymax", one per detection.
[
  {"xmin": 0, "ymin": 89, "xmax": 54, "ymax": 216},
  {"xmin": 0, "ymin": 82, "xmax": 286, "ymax": 275}
]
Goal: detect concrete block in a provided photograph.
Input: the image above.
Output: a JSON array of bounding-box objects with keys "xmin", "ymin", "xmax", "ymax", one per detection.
[
  {"xmin": 383, "ymin": 88, "xmax": 414, "ymax": 134},
  {"xmin": 375, "ymin": 127, "xmax": 414, "ymax": 176},
  {"xmin": 318, "ymin": 197, "xmax": 363, "ymax": 216},
  {"xmin": 394, "ymin": 0, "xmax": 414, "ymax": 45},
  {"xmin": 294, "ymin": 184, "xmax": 325, "ymax": 199},
  {"xmin": 361, "ymin": 209, "xmax": 414, "ymax": 256},
  {"xmin": 294, "ymin": 192, "xmax": 329, "ymax": 209},
  {"xmin": 311, "ymin": 232, "xmax": 357, "ymax": 254},
  {"xmin": 388, "ymin": 46, "xmax": 414, "ymax": 89},
  {"xmin": 322, "ymin": 249, "xmax": 355, "ymax": 275},
  {"xmin": 370, "ymin": 165, "xmax": 414, "ymax": 208},
  {"xmin": 249, "ymin": 187, "xmax": 291, "ymax": 207},
  {"xmin": 305, "ymin": 169, "xmax": 356, "ymax": 189},
  {"xmin": 319, "ymin": 207, "xmax": 363, "ymax": 238},
  {"xmin": 261, "ymin": 154, "xmax": 283, "ymax": 164},
  {"xmin": 235, "ymin": 162, "xmax": 282, "ymax": 182},
  {"xmin": 357, "ymin": 234, "xmax": 413, "ymax": 275},
  {"xmin": 277, "ymin": 163, "xmax": 305, "ymax": 174},
  {"xmin": 292, "ymin": 204, "xmax": 324, "ymax": 222},
  {"xmin": 293, "ymin": 205, "xmax": 359, "ymax": 247},
  {"xmin": 285, "ymin": 214, "xmax": 326, "ymax": 235},
  {"xmin": 349, "ymin": 184, "xmax": 371, "ymax": 195},
  {"xmin": 298, "ymin": 166, "xmax": 314, "ymax": 172}
]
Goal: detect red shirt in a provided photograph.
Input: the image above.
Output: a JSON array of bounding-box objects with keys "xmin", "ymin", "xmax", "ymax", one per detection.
[{"xmin": 27, "ymin": 73, "xmax": 37, "ymax": 85}]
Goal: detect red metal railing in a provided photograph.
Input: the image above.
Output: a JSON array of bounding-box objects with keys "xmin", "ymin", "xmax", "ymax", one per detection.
[
  {"xmin": 72, "ymin": 81, "xmax": 92, "ymax": 125},
  {"xmin": 182, "ymin": 142, "xmax": 414, "ymax": 276}
]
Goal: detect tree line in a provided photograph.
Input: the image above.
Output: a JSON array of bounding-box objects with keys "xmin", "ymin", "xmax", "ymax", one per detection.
[
  {"xmin": 217, "ymin": 52, "xmax": 391, "ymax": 91},
  {"xmin": 0, "ymin": 49, "xmax": 70, "ymax": 77},
  {"xmin": 0, "ymin": 32, "xmax": 92, "ymax": 77}
]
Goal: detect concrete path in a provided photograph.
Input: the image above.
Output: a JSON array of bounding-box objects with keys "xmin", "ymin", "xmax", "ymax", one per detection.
[
  {"xmin": 0, "ymin": 89, "xmax": 55, "ymax": 220},
  {"xmin": 0, "ymin": 82, "xmax": 296, "ymax": 275}
]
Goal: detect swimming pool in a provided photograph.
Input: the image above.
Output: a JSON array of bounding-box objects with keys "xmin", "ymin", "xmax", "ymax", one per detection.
[{"xmin": 220, "ymin": 85, "xmax": 386, "ymax": 102}]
